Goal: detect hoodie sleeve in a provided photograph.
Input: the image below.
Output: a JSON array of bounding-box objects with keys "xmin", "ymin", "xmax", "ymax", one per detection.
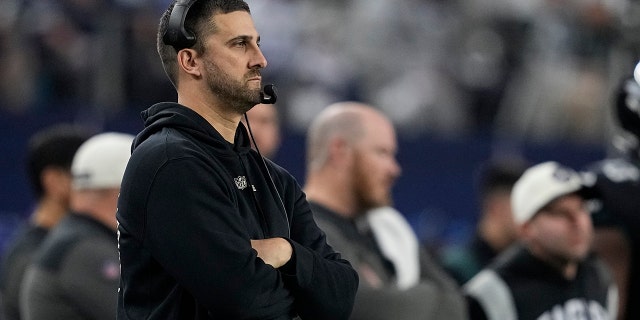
[
  {"xmin": 270, "ymin": 164, "xmax": 359, "ymax": 320},
  {"xmin": 142, "ymin": 157, "xmax": 295, "ymax": 318}
]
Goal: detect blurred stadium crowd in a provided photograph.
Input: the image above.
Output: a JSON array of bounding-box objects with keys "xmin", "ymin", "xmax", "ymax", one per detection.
[
  {"xmin": 1, "ymin": 0, "xmax": 639, "ymax": 251},
  {"xmin": 0, "ymin": 0, "xmax": 638, "ymax": 141}
]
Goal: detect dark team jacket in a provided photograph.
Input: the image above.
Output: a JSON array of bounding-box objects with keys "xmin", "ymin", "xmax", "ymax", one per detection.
[
  {"xmin": 584, "ymin": 158, "xmax": 640, "ymax": 227},
  {"xmin": 464, "ymin": 244, "xmax": 617, "ymax": 320},
  {"xmin": 439, "ymin": 234, "xmax": 499, "ymax": 285},
  {"xmin": 116, "ymin": 103, "xmax": 358, "ymax": 320},
  {"xmin": 0, "ymin": 225, "xmax": 48, "ymax": 320},
  {"xmin": 23, "ymin": 214, "xmax": 119, "ymax": 320},
  {"xmin": 309, "ymin": 202, "xmax": 468, "ymax": 320},
  {"xmin": 583, "ymin": 157, "xmax": 640, "ymax": 320}
]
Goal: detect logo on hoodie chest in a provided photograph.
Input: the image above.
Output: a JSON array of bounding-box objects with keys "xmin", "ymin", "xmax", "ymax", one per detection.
[{"xmin": 234, "ymin": 176, "xmax": 248, "ymax": 190}]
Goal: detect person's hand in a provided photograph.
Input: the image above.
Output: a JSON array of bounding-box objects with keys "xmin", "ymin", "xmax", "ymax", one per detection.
[{"xmin": 250, "ymin": 238, "xmax": 293, "ymax": 268}]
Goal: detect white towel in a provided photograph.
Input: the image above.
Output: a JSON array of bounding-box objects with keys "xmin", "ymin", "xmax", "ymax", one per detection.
[{"xmin": 366, "ymin": 206, "xmax": 420, "ymax": 289}]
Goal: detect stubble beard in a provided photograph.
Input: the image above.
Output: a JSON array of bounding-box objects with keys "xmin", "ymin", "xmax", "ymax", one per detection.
[
  {"xmin": 352, "ymin": 158, "xmax": 394, "ymax": 213},
  {"xmin": 533, "ymin": 234, "xmax": 591, "ymax": 270},
  {"xmin": 204, "ymin": 60, "xmax": 261, "ymax": 114}
]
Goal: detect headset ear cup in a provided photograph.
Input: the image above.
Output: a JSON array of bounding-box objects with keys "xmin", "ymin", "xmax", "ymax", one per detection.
[{"xmin": 163, "ymin": 0, "xmax": 198, "ymax": 50}]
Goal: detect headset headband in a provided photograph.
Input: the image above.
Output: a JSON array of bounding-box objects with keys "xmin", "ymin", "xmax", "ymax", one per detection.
[{"xmin": 163, "ymin": 0, "xmax": 199, "ymax": 50}]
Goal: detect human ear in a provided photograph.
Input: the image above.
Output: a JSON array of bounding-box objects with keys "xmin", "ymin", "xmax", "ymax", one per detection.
[
  {"xmin": 518, "ymin": 221, "xmax": 535, "ymax": 241},
  {"xmin": 177, "ymin": 49, "xmax": 201, "ymax": 77}
]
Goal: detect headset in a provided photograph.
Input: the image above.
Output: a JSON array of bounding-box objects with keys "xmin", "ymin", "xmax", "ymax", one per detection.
[
  {"xmin": 245, "ymin": 106, "xmax": 291, "ymax": 238},
  {"xmin": 163, "ymin": 0, "xmax": 198, "ymax": 50}
]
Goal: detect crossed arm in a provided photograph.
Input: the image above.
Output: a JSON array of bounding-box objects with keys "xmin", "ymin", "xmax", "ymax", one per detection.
[{"xmin": 251, "ymin": 238, "xmax": 292, "ymax": 268}]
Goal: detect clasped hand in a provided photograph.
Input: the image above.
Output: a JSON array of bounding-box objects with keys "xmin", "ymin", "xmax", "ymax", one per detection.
[{"xmin": 250, "ymin": 238, "xmax": 293, "ymax": 268}]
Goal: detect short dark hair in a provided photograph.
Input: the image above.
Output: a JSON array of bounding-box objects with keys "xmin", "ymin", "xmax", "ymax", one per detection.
[
  {"xmin": 157, "ymin": 0, "xmax": 251, "ymax": 89},
  {"xmin": 475, "ymin": 157, "xmax": 528, "ymax": 200},
  {"xmin": 26, "ymin": 124, "xmax": 91, "ymax": 198}
]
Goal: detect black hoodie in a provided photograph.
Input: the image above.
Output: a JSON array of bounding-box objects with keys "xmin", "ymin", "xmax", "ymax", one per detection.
[{"xmin": 116, "ymin": 103, "xmax": 358, "ymax": 319}]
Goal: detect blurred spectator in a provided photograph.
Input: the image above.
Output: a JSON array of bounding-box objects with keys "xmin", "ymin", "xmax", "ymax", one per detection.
[
  {"xmin": 20, "ymin": 132, "xmax": 133, "ymax": 320},
  {"xmin": 24, "ymin": 0, "xmax": 94, "ymax": 109},
  {"xmin": 124, "ymin": 5, "xmax": 176, "ymax": 109},
  {"xmin": 243, "ymin": 103, "xmax": 281, "ymax": 159},
  {"xmin": 0, "ymin": 124, "xmax": 90, "ymax": 320},
  {"xmin": 493, "ymin": 0, "xmax": 619, "ymax": 144},
  {"xmin": 581, "ymin": 72, "xmax": 640, "ymax": 320},
  {"xmin": 465, "ymin": 161, "xmax": 617, "ymax": 320},
  {"xmin": 0, "ymin": 1, "xmax": 40, "ymax": 114},
  {"xmin": 0, "ymin": 0, "xmax": 172, "ymax": 114},
  {"xmin": 439, "ymin": 157, "xmax": 527, "ymax": 285},
  {"xmin": 304, "ymin": 102, "xmax": 467, "ymax": 320}
]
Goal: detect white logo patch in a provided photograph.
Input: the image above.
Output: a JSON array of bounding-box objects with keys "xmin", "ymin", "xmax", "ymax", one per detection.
[
  {"xmin": 536, "ymin": 298, "xmax": 609, "ymax": 320},
  {"xmin": 234, "ymin": 176, "xmax": 248, "ymax": 190}
]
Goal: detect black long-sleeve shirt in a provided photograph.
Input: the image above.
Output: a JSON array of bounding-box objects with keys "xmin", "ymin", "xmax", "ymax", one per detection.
[{"xmin": 116, "ymin": 103, "xmax": 358, "ymax": 319}]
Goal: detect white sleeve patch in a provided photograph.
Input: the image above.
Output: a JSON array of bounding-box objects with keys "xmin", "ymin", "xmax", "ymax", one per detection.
[{"xmin": 464, "ymin": 270, "xmax": 517, "ymax": 320}]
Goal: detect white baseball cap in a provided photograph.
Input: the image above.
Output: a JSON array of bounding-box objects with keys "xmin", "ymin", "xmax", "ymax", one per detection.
[
  {"xmin": 71, "ymin": 132, "xmax": 134, "ymax": 190},
  {"xmin": 511, "ymin": 161, "xmax": 587, "ymax": 225}
]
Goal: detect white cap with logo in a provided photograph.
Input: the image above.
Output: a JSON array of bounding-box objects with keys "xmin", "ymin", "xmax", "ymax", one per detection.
[
  {"xmin": 71, "ymin": 132, "xmax": 134, "ymax": 190},
  {"xmin": 511, "ymin": 161, "xmax": 586, "ymax": 225}
]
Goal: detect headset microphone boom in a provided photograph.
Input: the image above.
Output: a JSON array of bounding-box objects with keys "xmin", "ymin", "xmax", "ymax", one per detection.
[{"xmin": 260, "ymin": 84, "xmax": 277, "ymax": 104}]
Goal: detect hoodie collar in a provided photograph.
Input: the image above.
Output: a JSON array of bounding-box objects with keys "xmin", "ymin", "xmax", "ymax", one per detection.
[{"xmin": 135, "ymin": 102, "xmax": 252, "ymax": 155}]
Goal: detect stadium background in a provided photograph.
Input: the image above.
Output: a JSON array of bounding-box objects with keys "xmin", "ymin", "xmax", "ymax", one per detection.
[{"xmin": 1, "ymin": 0, "xmax": 638, "ymax": 254}]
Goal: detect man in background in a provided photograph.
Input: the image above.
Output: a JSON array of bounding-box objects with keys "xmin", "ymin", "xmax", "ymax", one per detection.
[
  {"xmin": 0, "ymin": 124, "xmax": 89, "ymax": 320},
  {"xmin": 439, "ymin": 158, "xmax": 527, "ymax": 284},
  {"xmin": 244, "ymin": 103, "xmax": 281, "ymax": 159},
  {"xmin": 465, "ymin": 161, "xmax": 617, "ymax": 320},
  {"xmin": 304, "ymin": 101, "xmax": 467, "ymax": 320},
  {"xmin": 20, "ymin": 132, "xmax": 134, "ymax": 320}
]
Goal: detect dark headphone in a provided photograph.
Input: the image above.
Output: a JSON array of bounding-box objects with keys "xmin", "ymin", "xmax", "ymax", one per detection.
[{"xmin": 163, "ymin": 0, "xmax": 199, "ymax": 50}]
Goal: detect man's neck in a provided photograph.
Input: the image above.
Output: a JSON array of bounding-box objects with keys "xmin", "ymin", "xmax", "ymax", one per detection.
[
  {"xmin": 31, "ymin": 198, "xmax": 68, "ymax": 229},
  {"xmin": 478, "ymin": 218, "xmax": 512, "ymax": 253},
  {"xmin": 200, "ymin": 111, "xmax": 240, "ymax": 143},
  {"xmin": 178, "ymin": 92, "xmax": 242, "ymax": 143},
  {"xmin": 72, "ymin": 190, "xmax": 119, "ymax": 231},
  {"xmin": 304, "ymin": 177, "xmax": 359, "ymax": 219},
  {"xmin": 529, "ymin": 246, "xmax": 579, "ymax": 280}
]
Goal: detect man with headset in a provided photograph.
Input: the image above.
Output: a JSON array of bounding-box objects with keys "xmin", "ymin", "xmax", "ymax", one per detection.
[{"xmin": 116, "ymin": 1, "xmax": 358, "ymax": 319}]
